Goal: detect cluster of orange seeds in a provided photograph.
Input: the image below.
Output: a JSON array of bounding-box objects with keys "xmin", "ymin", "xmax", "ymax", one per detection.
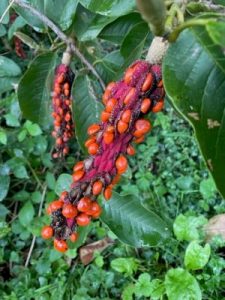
[
  {"xmin": 42, "ymin": 60, "xmax": 165, "ymax": 252},
  {"xmin": 51, "ymin": 64, "xmax": 74, "ymax": 158}
]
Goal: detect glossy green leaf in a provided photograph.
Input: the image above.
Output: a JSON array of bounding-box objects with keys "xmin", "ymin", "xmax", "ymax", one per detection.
[
  {"xmin": 0, "ymin": 0, "xmax": 9, "ymax": 24},
  {"xmin": 14, "ymin": 0, "xmax": 78, "ymax": 31},
  {"xmin": 0, "ymin": 56, "xmax": 21, "ymax": 77},
  {"xmin": 111, "ymin": 257, "xmax": 138, "ymax": 276},
  {"xmin": 184, "ymin": 241, "xmax": 211, "ymax": 270},
  {"xmin": 18, "ymin": 201, "xmax": 35, "ymax": 227},
  {"xmin": 18, "ymin": 52, "xmax": 58, "ymax": 128},
  {"xmin": 0, "ymin": 129, "xmax": 7, "ymax": 145},
  {"xmin": 69, "ymin": 225, "xmax": 91, "ymax": 249},
  {"xmin": 134, "ymin": 273, "xmax": 152, "ymax": 297},
  {"xmin": 8, "ymin": 16, "xmax": 27, "ymax": 40},
  {"xmin": 4, "ymin": 113, "xmax": 20, "ymax": 127},
  {"xmin": 95, "ymin": 50, "xmax": 124, "ymax": 83},
  {"xmin": 0, "ymin": 176, "xmax": 10, "ymax": 202},
  {"xmin": 206, "ymin": 21, "xmax": 225, "ymax": 47},
  {"xmin": 71, "ymin": 75, "xmax": 103, "ymax": 153},
  {"xmin": 79, "ymin": 0, "xmax": 135, "ymax": 17},
  {"xmin": 0, "ymin": 77, "xmax": 19, "ymax": 94},
  {"xmin": 0, "ymin": 24, "xmax": 6, "ymax": 37},
  {"xmin": 24, "ymin": 120, "xmax": 42, "ymax": 136},
  {"xmin": 173, "ymin": 214, "xmax": 207, "ymax": 242},
  {"xmin": 121, "ymin": 22, "xmax": 149, "ymax": 58},
  {"xmin": 55, "ymin": 174, "xmax": 73, "ymax": 196},
  {"xmin": 165, "ymin": 268, "xmax": 202, "ymax": 300},
  {"xmin": 101, "ymin": 192, "xmax": 171, "ymax": 247},
  {"xmin": 200, "ymin": 177, "xmax": 217, "ymax": 199},
  {"xmin": 119, "ymin": 22, "xmax": 150, "ymax": 74},
  {"xmin": 163, "ymin": 28, "xmax": 225, "ymax": 198},
  {"xmin": 73, "ymin": 4, "xmax": 116, "ymax": 41},
  {"xmin": 99, "ymin": 13, "xmax": 143, "ymax": 44}
]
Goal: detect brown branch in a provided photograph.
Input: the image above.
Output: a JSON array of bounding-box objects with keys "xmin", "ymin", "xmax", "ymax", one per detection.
[{"xmin": 13, "ymin": 0, "xmax": 105, "ymax": 89}]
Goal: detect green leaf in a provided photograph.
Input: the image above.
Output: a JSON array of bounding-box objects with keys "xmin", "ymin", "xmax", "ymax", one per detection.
[
  {"xmin": 18, "ymin": 52, "xmax": 58, "ymax": 128},
  {"xmin": 150, "ymin": 279, "xmax": 165, "ymax": 300},
  {"xmin": 24, "ymin": 120, "xmax": 42, "ymax": 136},
  {"xmin": 165, "ymin": 268, "xmax": 202, "ymax": 300},
  {"xmin": 206, "ymin": 21, "xmax": 225, "ymax": 47},
  {"xmin": 65, "ymin": 248, "xmax": 77, "ymax": 259},
  {"xmin": 0, "ymin": 56, "xmax": 21, "ymax": 77},
  {"xmin": 14, "ymin": 0, "xmax": 78, "ymax": 31},
  {"xmin": 68, "ymin": 225, "xmax": 91, "ymax": 249},
  {"xmin": 0, "ymin": 0, "xmax": 9, "ymax": 24},
  {"xmin": 0, "ymin": 129, "xmax": 7, "ymax": 145},
  {"xmin": 200, "ymin": 177, "xmax": 217, "ymax": 199},
  {"xmin": 8, "ymin": 16, "xmax": 27, "ymax": 40},
  {"xmin": 18, "ymin": 201, "xmax": 35, "ymax": 227},
  {"xmin": 163, "ymin": 28, "xmax": 225, "ymax": 198},
  {"xmin": 18, "ymin": 129, "xmax": 27, "ymax": 142},
  {"xmin": 120, "ymin": 22, "xmax": 149, "ymax": 59},
  {"xmin": 173, "ymin": 214, "xmax": 207, "ymax": 242},
  {"xmin": 184, "ymin": 241, "xmax": 211, "ymax": 270},
  {"xmin": 14, "ymin": 165, "xmax": 29, "ymax": 179},
  {"xmin": 0, "ymin": 77, "xmax": 19, "ymax": 94},
  {"xmin": 79, "ymin": 0, "xmax": 135, "ymax": 17},
  {"xmin": 0, "ymin": 222, "xmax": 10, "ymax": 238},
  {"xmin": 122, "ymin": 284, "xmax": 136, "ymax": 300},
  {"xmin": 0, "ymin": 24, "xmax": 6, "ymax": 37},
  {"xmin": 14, "ymin": 32, "xmax": 40, "ymax": 51},
  {"xmin": 31, "ymin": 192, "xmax": 42, "ymax": 204},
  {"xmin": 101, "ymin": 192, "xmax": 171, "ymax": 247},
  {"xmin": 134, "ymin": 273, "xmax": 152, "ymax": 297},
  {"xmin": 73, "ymin": 4, "xmax": 117, "ymax": 41},
  {"xmin": 95, "ymin": 50, "xmax": 124, "ymax": 83},
  {"xmin": 0, "ymin": 204, "xmax": 9, "ymax": 220},
  {"xmin": 176, "ymin": 176, "xmax": 193, "ymax": 190},
  {"xmin": 118, "ymin": 22, "xmax": 150, "ymax": 75},
  {"xmin": 46, "ymin": 172, "xmax": 56, "ymax": 190},
  {"xmin": 0, "ymin": 176, "xmax": 10, "ymax": 201},
  {"xmin": 111, "ymin": 257, "xmax": 138, "ymax": 276},
  {"xmin": 55, "ymin": 174, "xmax": 73, "ymax": 196},
  {"xmin": 99, "ymin": 13, "xmax": 143, "ymax": 44},
  {"xmin": 71, "ymin": 75, "xmax": 103, "ymax": 152},
  {"xmin": 4, "ymin": 113, "xmax": 20, "ymax": 127}
]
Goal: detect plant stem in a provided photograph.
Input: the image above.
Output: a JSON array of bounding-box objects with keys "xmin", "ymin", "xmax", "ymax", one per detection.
[
  {"xmin": 13, "ymin": 0, "xmax": 105, "ymax": 89},
  {"xmin": 25, "ymin": 185, "xmax": 47, "ymax": 267},
  {"xmin": 168, "ymin": 18, "xmax": 217, "ymax": 42},
  {"xmin": 136, "ymin": 0, "xmax": 166, "ymax": 36}
]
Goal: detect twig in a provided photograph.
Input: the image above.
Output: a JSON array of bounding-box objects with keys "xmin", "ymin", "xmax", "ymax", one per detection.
[
  {"xmin": 13, "ymin": 0, "xmax": 105, "ymax": 89},
  {"xmin": 168, "ymin": 17, "xmax": 217, "ymax": 42},
  {"xmin": 25, "ymin": 185, "xmax": 47, "ymax": 267}
]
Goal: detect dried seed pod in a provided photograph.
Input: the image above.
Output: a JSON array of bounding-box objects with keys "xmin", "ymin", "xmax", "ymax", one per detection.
[
  {"xmin": 52, "ymin": 64, "xmax": 75, "ymax": 158},
  {"xmin": 43, "ymin": 60, "xmax": 165, "ymax": 251},
  {"xmin": 10, "ymin": 14, "xmax": 26, "ymax": 59}
]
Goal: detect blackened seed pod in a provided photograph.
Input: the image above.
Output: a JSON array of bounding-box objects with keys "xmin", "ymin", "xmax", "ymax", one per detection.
[
  {"xmin": 43, "ymin": 60, "xmax": 165, "ymax": 251},
  {"xmin": 52, "ymin": 64, "xmax": 75, "ymax": 158}
]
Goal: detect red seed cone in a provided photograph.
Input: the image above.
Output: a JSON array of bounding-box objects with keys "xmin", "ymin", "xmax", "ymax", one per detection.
[
  {"xmin": 10, "ymin": 14, "xmax": 26, "ymax": 59},
  {"xmin": 51, "ymin": 64, "xmax": 75, "ymax": 158},
  {"xmin": 44, "ymin": 60, "xmax": 165, "ymax": 251}
]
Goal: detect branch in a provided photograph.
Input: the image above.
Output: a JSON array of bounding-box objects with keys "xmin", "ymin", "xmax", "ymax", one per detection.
[
  {"xmin": 146, "ymin": 37, "xmax": 169, "ymax": 64},
  {"xmin": 13, "ymin": 0, "xmax": 105, "ymax": 89},
  {"xmin": 136, "ymin": 0, "xmax": 166, "ymax": 36}
]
